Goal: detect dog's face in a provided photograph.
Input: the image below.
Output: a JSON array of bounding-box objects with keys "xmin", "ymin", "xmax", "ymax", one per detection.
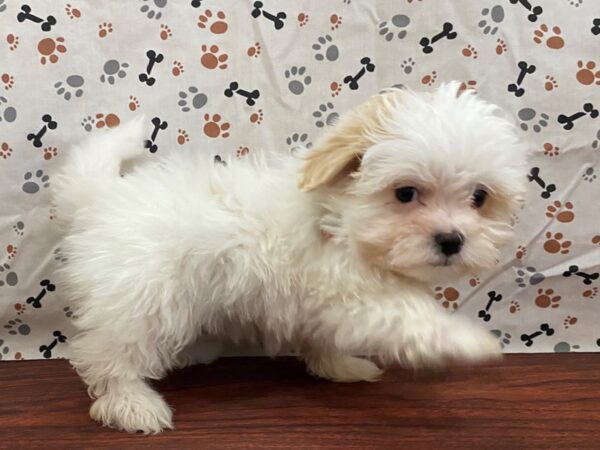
[{"xmin": 300, "ymin": 82, "xmax": 529, "ymax": 282}]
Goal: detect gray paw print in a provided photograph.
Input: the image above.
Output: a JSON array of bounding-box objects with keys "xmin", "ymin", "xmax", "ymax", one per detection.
[
  {"xmin": 178, "ymin": 86, "xmax": 207, "ymax": 112},
  {"xmin": 0, "ymin": 340, "xmax": 9, "ymax": 361},
  {"xmin": 54, "ymin": 75, "xmax": 84, "ymax": 100},
  {"xmin": 285, "ymin": 66, "xmax": 311, "ymax": 95},
  {"xmin": 286, "ymin": 133, "xmax": 313, "ymax": 153},
  {"xmin": 0, "ymin": 263, "xmax": 18, "ymax": 286},
  {"xmin": 0, "ymin": 96, "xmax": 17, "ymax": 123},
  {"xmin": 100, "ymin": 59, "xmax": 129, "ymax": 84},
  {"xmin": 401, "ymin": 57, "xmax": 415, "ymax": 74},
  {"xmin": 515, "ymin": 266, "xmax": 545, "ymax": 288},
  {"xmin": 478, "ymin": 5, "xmax": 504, "ymax": 35},
  {"xmin": 518, "ymin": 108, "xmax": 549, "ymax": 132},
  {"xmin": 592, "ymin": 129, "xmax": 600, "ymax": 149},
  {"xmin": 140, "ymin": 0, "xmax": 167, "ymax": 19},
  {"xmin": 491, "ymin": 329, "xmax": 511, "ymax": 348},
  {"xmin": 583, "ymin": 167, "xmax": 596, "ymax": 183},
  {"xmin": 313, "ymin": 35, "xmax": 339, "ymax": 62},
  {"xmin": 81, "ymin": 116, "xmax": 95, "ymax": 132},
  {"xmin": 22, "ymin": 170, "xmax": 50, "ymax": 194},
  {"xmin": 4, "ymin": 318, "xmax": 30, "ymax": 336},
  {"xmin": 313, "ymin": 102, "xmax": 338, "ymax": 128},
  {"xmin": 378, "ymin": 14, "xmax": 410, "ymax": 41},
  {"xmin": 0, "ymin": 0, "xmax": 7, "ymax": 13},
  {"xmin": 13, "ymin": 221, "xmax": 24, "ymax": 236}
]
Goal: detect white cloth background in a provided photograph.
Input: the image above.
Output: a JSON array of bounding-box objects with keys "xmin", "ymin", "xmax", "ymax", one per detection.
[{"xmin": 0, "ymin": 0, "xmax": 599, "ymax": 360}]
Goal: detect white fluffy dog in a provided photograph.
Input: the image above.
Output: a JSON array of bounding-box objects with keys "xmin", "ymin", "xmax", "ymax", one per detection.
[{"xmin": 53, "ymin": 82, "xmax": 528, "ymax": 433}]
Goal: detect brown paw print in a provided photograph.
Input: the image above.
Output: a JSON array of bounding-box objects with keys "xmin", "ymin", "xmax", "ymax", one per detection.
[
  {"xmin": 583, "ymin": 287, "xmax": 598, "ymax": 299},
  {"xmin": 172, "ymin": 60, "xmax": 184, "ymax": 76},
  {"xmin": 14, "ymin": 303, "xmax": 26, "ymax": 315},
  {"xmin": 468, "ymin": 276, "xmax": 480, "ymax": 287},
  {"xmin": 509, "ymin": 300, "xmax": 520, "ymax": 314},
  {"xmin": 516, "ymin": 245, "xmax": 526, "ymax": 259},
  {"xmin": 434, "ymin": 286, "xmax": 460, "ymax": 310},
  {"xmin": 543, "ymin": 142, "xmax": 559, "ymax": 157},
  {"xmin": 330, "ymin": 81, "xmax": 342, "ymax": 97},
  {"xmin": 1, "ymin": 142, "xmax": 12, "ymax": 159},
  {"xmin": 461, "ymin": 44, "xmax": 478, "ymax": 59},
  {"xmin": 458, "ymin": 80, "xmax": 477, "ymax": 93},
  {"xmin": 65, "ymin": 4, "xmax": 81, "ymax": 19},
  {"xmin": 43, "ymin": 147, "xmax": 58, "ymax": 160},
  {"xmin": 533, "ymin": 24, "xmax": 564, "ymax": 49},
  {"xmin": 543, "ymin": 232, "xmax": 572, "ymax": 254},
  {"xmin": 177, "ymin": 129, "xmax": 189, "ymax": 145},
  {"xmin": 576, "ymin": 60, "xmax": 600, "ymax": 86},
  {"xmin": 563, "ymin": 316, "xmax": 577, "ymax": 329},
  {"xmin": 247, "ymin": 42, "xmax": 261, "ymax": 58},
  {"xmin": 14, "ymin": 352, "xmax": 23, "ymax": 361},
  {"xmin": 198, "ymin": 10, "xmax": 228, "ymax": 34},
  {"xmin": 128, "ymin": 95, "xmax": 140, "ymax": 111},
  {"xmin": 545, "ymin": 201, "xmax": 574, "ymax": 223},
  {"xmin": 6, "ymin": 33, "xmax": 19, "ymax": 51},
  {"xmin": 95, "ymin": 113, "xmax": 120, "ymax": 129},
  {"xmin": 98, "ymin": 22, "xmax": 113, "ymax": 38},
  {"xmin": 421, "ymin": 71, "xmax": 437, "ymax": 86},
  {"xmin": 544, "ymin": 75, "xmax": 558, "ymax": 91},
  {"xmin": 535, "ymin": 288, "xmax": 561, "ymax": 309},
  {"xmin": 160, "ymin": 24, "xmax": 172, "ymax": 40},
  {"xmin": 203, "ymin": 114, "xmax": 230, "ymax": 138},
  {"xmin": 236, "ymin": 146, "xmax": 249, "ymax": 158},
  {"xmin": 298, "ymin": 12, "xmax": 309, "ymax": 27},
  {"xmin": 330, "ymin": 14, "xmax": 342, "ymax": 30},
  {"xmin": 250, "ymin": 109, "xmax": 263, "ymax": 124},
  {"xmin": 592, "ymin": 235, "xmax": 600, "ymax": 245},
  {"xmin": 200, "ymin": 45, "xmax": 228, "ymax": 70},
  {"xmin": 495, "ymin": 38, "xmax": 507, "ymax": 55},
  {"xmin": 37, "ymin": 37, "xmax": 67, "ymax": 64},
  {"xmin": 6, "ymin": 244, "xmax": 17, "ymax": 259},
  {"xmin": 2, "ymin": 73, "xmax": 14, "ymax": 90}
]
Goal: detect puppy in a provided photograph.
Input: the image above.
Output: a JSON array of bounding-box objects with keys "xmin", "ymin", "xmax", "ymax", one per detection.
[{"xmin": 53, "ymin": 82, "xmax": 528, "ymax": 433}]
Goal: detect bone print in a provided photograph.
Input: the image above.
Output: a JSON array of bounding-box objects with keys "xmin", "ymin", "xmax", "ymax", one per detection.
[
  {"xmin": 343, "ymin": 57, "xmax": 376, "ymax": 90},
  {"xmin": 191, "ymin": 0, "xmax": 202, "ymax": 7},
  {"xmin": 17, "ymin": 4, "xmax": 57, "ymax": 32},
  {"xmin": 27, "ymin": 114, "xmax": 57, "ymax": 148},
  {"xmin": 477, "ymin": 290, "xmax": 502, "ymax": 322},
  {"xmin": 138, "ymin": 50, "xmax": 164, "ymax": 86},
  {"xmin": 592, "ymin": 18, "xmax": 600, "ymax": 36},
  {"xmin": 508, "ymin": 0, "xmax": 543, "ymax": 23},
  {"xmin": 419, "ymin": 22, "xmax": 457, "ymax": 54},
  {"xmin": 562, "ymin": 265, "xmax": 599, "ymax": 285},
  {"xmin": 557, "ymin": 103, "xmax": 599, "ymax": 131},
  {"xmin": 39, "ymin": 330, "xmax": 67, "ymax": 358},
  {"xmin": 520, "ymin": 323, "xmax": 554, "ymax": 347},
  {"xmin": 507, "ymin": 61, "xmax": 536, "ymax": 97},
  {"xmin": 214, "ymin": 155, "xmax": 227, "ymax": 166},
  {"xmin": 224, "ymin": 82, "xmax": 260, "ymax": 106},
  {"xmin": 251, "ymin": 1, "xmax": 286, "ymax": 30},
  {"xmin": 144, "ymin": 117, "xmax": 168, "ymax": 153},
  {"xmin": 528, "ymin": 167, "xmax": 556, "ymax": 199},
  {"xmin": 26, "ymin": 279, "xmax": 56, "ymax": 309}
]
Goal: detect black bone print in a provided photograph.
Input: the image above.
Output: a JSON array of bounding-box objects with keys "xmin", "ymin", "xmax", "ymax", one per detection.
[
  {"xmin": 138, "ymin": 50, "xmax": 164, "ymax": 86},
  {"xmin": 528, "ymin": 167, "xmax": 556, "ymax": 199},
  {"xmin": 17, "ymin": 4, "xmax": 56, "ymax": 32},
  {"xmin": 508, "ymin": 0, "xmax": 543, "ymax": 23},
  {"xmin": 26, "ymin": 279, "xmax": 56, "ymax": 309},
  {"xmin": 343, "ymin": 57, "xmax": 375, "ymax": 90},
  {"xmin": 563, "ymin": 265, "xmax": 599, "ymax": 285},
  {"xmin": 592, "ymin": 18, "xmax": 600, "ymax": 36},
  {"xmin": 214, "ymin": 155, "xmax": 227, "ymax": 166},
  {"xmin": 39, "ymin": 330, "xmax": 67, "ymax": 358},
  {"xmin": 27, "ymin": 114, "xmax": 57, "ymax": 148},
  {"xmin": 478, "ymin": 291, "xmax": 502, "ymax": 322},
  {"xmin": 557, "ymin": 103, "xmax": 599, "ymax": 130},
  {"xmin": 507, "ymin": 61, "xmax": 536, "ymax": 97},
  {"xmin": 521, "ymin": 323, "xmax": 554, "ymax": 347},
  {"xmin": 191, "ymin": 0, "xmax": 202, "ymax": 7},
  {"xmin": 419, "ymin": 22, "xmax": 457, "ymax": 54},
  {"xmin": 251, "ymin": 1, "xmax": 286, "ymax": 30},
  {"xmin": 224, "ymin": 82, "xmax": 260, "ymax": 106},
  {"xmin": 144, "ymin": 117, "xmax": 168, "ymax": 153}
]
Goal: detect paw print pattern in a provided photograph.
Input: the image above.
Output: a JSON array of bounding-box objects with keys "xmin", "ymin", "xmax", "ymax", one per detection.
[
  {"xmin": 247, "ymin": 42, "xmax": 261, "ymax": 58},
  {"xmin": 516, "ymin": 245, "xmax": 526, "ymax": 259},
  {"xmin": 200, "ymin": 45, "xmax": 228, "ymax": 70},
  {"xmin": 421, "ymin": 71, "xmax": 437, "ymax": 86},
  {"xmin": 330, "ymin": 14, "xmax": 342, "ymax": 30},
  {"xmin": 583, "ymin": 287, "xmax": 598, "ymax": 299},
  {"xmin": 286, "ymin": 133, "xmax": 312, "ymax": 153},
  {"xmin": 297, "ymin": 13, "xmax": 309, "ymax": 27},
  {"xmin": 128, "ymin": 96, "xmax": 140, "ymax": 111},
  {"xmin": 544, "ymin": 75, "xmax": 558, "ymax": 91},
  {"xmin": 515, "ymin": 267, "xmax": 545, "ymax": 288},
  {"xmin": 178, "ymin": 87, "xmax": 207, "ymax": 112},
  {"xmin": 285, "ymin": 66, "xmax": 311, "ymax": 95},
  {"xmin": 1, "ymin": 73, "xmax": 14, "ymax": 90},
  {"xmin": 37, "ymin": 37, "xmax": 67, "ymax": 65},
  {"xmin": 0, "ymin": 340, "xmax": 9, "ymax": 360},
  {"xmin": 140, "ymin": 0, "xmax": 167, "ymax": 20},
  {"xmin": 1, "ymin": 142, "xmax": 12, "ymax": 159},
  {"xmin": 100, "ymin": 60, "xmax": 129, "ymax": 84},
  {"xmin": 576, "ymin": 60, "xmax": 600, "ymax": 86},
  {"xmin": 496, "ymin": 39, "xmax": 508, "ymax": 55},
  {"xmin": 378, "ymin": 14, "xmax": 410, "ymax": 41},
  {"xmin": 6, "ymin": 34, "xmax": 19, "ymax": 51},
  {"xmin": 203, "ymin": 114, "xmax": 230, "ymax": 138},
  {"xmin": 543, "ymin": 232, "xmax": 572, "ymax": 254},
  {"xmin": 582, "ymin": 167, "xmax": 596, "ymax": 183},
  {"xmin": 543, "ymin": 142, "xmax": 559, "ymax": 156},
  {"xmin": 462, "ymin": 45, "xmax": 478, "ymax": 59},
  {"xmin": 509, "ymin": 301, "xmax": 521, "ymax": 314},
  {"xmin": 172, "ymin": 61, "xmax": 184, "ymax": 76},
  {"xmin": 198, "ymin": 10, "xmax": 228, "ymax": 34},
  {"xmin": 401, "ymin": 58, "xmax": 415, "ymax": 74},
  {"xmin": 0, "ymin": 96, "xmax": 17, "ymax": 122},
  {"xmin": 98, "ymin": 22, "xmax": 113, "ymax": 38},
  {"xmin": 478, "ymin": 5, "xmax": 504, "ymax": 35},
  {"xmin": 0, "ymin": 264, "xmax": 18, "ymax": 287},
  {"xmin": 533, "ymin": 25, "xmax": 565, "ymax": 49},
  {"xmin": 250, "ymin": 109, "xmax": 263, "ymax": 124},
  {"xmin": 22, "ymin": 170, "xmax": 50, "ymax": 194},
  {"xmin": 54, "ymin": 75, "xmax": 84, "ymax": 100},
  {"xmin": 491, "ymin": 329, "xmax": 511, "ymax": 348},
  {"xmin": 535, "ymin": 288, "xmax": 561, "ymax": 308},
  {"xmin": 545, "ymin": 201, "xmax": 575, "ymax": 223},
  {"xmin": 434, "ymin": 286, "xmax": 460, "ymax": 310},
  {"xmin": 160, "ymin": 24, "xmax": 172, "ymax": 40},
  {"xmin": 518, "ymin": 108, "xmax": 549, "ymax": 132},
  {"xmin": 313, "ymin": 35, "xmax": 339, "ymax": 62},
  {"xmin": 313, "ymin": 102, "xmax": 338, "ymax": 128},
  {"xmin": 4, "ymin": 319, "xmax": 30, "ymax": 336},
  {"xmin": 564, "ymin": 316, "xmax": 577, "ymax": 328}
]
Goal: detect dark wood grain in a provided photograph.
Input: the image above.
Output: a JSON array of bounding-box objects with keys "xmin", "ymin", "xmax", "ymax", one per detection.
[{"xmin": 1, "ymin": 355, "xmax": 600, "ymax": 449}]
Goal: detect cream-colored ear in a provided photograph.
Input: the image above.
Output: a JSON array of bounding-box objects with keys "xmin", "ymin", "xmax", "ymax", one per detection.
[{"xmin": 299, "ymin": 90, "xmax": 402, "ymax": 191}]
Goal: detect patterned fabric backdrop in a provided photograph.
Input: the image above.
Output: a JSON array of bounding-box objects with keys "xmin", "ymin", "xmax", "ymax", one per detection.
[{"xmin": 0, "ymin": 0, "xmax": 599, "ymax": 360}]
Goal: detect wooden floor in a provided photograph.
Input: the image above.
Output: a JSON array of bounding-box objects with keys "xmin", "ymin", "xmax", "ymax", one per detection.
[{"xmin": 2, "ymin": 355, "xmax": 600, "ymax": 449}]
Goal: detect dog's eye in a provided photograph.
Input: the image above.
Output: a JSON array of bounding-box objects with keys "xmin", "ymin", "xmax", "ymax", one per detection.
[
  {"xmin": 472, "ymin": 189, "xmax": 488, "ymax": 208},
  {"xmin": 395, "ymin": 186, "xmax": 418, "ymax": 203}
]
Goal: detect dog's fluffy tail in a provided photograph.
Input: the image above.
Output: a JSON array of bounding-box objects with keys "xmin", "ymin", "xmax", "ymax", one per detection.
[{"xmin": 53, "ymin": 116, "xmax": 146, "ymax": 222}]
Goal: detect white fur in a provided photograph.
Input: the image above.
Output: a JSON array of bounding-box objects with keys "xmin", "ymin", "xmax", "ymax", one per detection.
[{"xmin": 53, "ymin": 82, "xmax": 528, "ymax": 433}]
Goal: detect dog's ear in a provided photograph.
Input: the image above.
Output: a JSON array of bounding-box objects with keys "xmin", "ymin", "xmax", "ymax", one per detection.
[{"xmin": 299, "ymin": 91, "xmax": 401, "ymax": 191}]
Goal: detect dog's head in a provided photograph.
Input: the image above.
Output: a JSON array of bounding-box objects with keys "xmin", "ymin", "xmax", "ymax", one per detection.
[{"xmin": 300, "ymin": 82, "xmax": 529, "ymax": 282}]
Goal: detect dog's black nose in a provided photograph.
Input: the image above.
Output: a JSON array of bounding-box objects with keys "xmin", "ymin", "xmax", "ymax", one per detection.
[{"xmin": 434, "ymin": 232, "xmax": 464, "ymax": 256}]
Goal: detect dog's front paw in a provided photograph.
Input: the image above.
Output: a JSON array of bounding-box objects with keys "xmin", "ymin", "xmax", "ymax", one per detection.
[
  {"xmin": 441, "ymin": 321, "xmax": 502, "ymax": 365},
  {"xmin": 90, "ymin": 380, "xmax": 173, "ymax": 434},
  {"xmin": 304, "ymin": 353, "xmax": 384, "ymax": 383}
]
